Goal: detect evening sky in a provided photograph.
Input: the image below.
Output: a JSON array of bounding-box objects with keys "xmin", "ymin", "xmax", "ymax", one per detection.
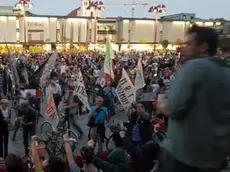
[{"xmin": 2, "ymin": 0, "xmax": 230, "ymax": 19}]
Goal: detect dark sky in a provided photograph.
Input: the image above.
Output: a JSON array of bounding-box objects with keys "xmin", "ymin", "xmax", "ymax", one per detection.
[{"xmin": 3, "ymin": 0, "xmax": 230, "ymax": 19}]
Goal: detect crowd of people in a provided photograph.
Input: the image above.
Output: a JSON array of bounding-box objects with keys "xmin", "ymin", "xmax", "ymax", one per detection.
[{"xmin": 0, "ymin": 25, "xmax": 230, "ymax": 172}]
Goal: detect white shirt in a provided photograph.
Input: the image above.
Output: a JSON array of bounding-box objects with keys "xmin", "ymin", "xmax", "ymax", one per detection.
[
  {"xmin": 0, "ymin": 107, "xmax": 9, "ymax": 118},
  {"xmin": 19, "ymin": 90, "xmax": 27, "ymax": 104}
]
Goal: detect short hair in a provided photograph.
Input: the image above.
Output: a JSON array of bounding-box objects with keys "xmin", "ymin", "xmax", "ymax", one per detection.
[
  {"xmin": 0, "ymin": 99, "xmax": 8, "ymax": 104},
  {"xmin": 96, "ymin": 96, "xmax": 104, "ymax": 102},
  {"xmin": 19, "ymin": 101, "xmax": 29, "ymax": 109},
  {"xmin": 48, "ymin": 156, "xmax": 65, "ymax": 172},
  {"xmin": 26, "ymin": 92, "xmax": 32, "ymax": 96},
  {"xmin": 188, "ymin": 25, "xmax": 219, "ymax": 56},
  {"xmin": 5, "ymin": 154, "xmax": 24, "ymax": 172},
  {"xmin": 80, "ymin": 147, "xmax": 95, "ymax": 163}
]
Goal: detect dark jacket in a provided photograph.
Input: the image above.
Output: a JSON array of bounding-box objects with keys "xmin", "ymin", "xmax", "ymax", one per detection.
[
  {"xmin": 0, "ymin": 109, "xmax": 8, "ymax": 134},
  {"xmin": 22, "ymin": 107, "xmax": 37, "ymax": 125},
  {"xmin": 28, "ymin": 96, "xmax": 40, "ymax": 110},
  {"xmin": 127, "ymin": 112, "xmax": 152, "ymax": 142},
  {"xmin": 165, "ymin": 57, "xmax": 230, "ymax": 170}
]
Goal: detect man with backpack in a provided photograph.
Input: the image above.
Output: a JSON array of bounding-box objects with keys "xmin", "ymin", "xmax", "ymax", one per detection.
[
  {"xmin": 103, "ymin": 82, "xmax": 116, "ymax": 117},
  {"xmin": 88, "ymin": 96, "xmax": 108, "ymax": 152}
]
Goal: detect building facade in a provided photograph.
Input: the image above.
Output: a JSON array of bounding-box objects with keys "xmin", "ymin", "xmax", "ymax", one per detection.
[{"xmin": 0, "ymin": 8, "xmax": 225, "ymax": 51}]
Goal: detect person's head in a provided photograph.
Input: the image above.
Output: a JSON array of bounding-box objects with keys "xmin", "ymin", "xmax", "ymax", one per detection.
[
  {"xmin": 50, "ymin": 71, "xmax": 59, "ymax": 81},
  {"xmin": 107, "ymin": 82, "xmax": 112, "ymax": 88},
  {"xmin": 19, "ymin": 101, "xmax": 29, "ymax": 112},
  {"xmin": 136, "ymin": 103, "xmax": 145, "ymax": 115},
  {"xmin": 183, "ymin": 25, "xmax": 219, "ymax": 59},
  {"xmin": 47, "ymin": 156, "xmax": 66, "ymax": 172},
  {"xmin": 80, "ymin": 147, "xmax": 95, "ymax": 164},
  {"xmin": 26, "ymin": 92, "xmax": 32, "ymax": 99},
  {"xmin": 95, "ymin": 96, "xmax": 104, "ymax": 107},
  {"xmin": 5, "ymin": 154, "xmax": 24, "ymax": 172},
  {"xmin": 0, "ymin": 99, "xmax": 8, "ymax": 110}
]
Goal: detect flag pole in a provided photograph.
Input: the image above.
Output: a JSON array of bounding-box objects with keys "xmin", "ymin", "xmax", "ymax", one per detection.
[{"xmin": 107, "ymin": 35, "xmax": 112, "ymax": 80}]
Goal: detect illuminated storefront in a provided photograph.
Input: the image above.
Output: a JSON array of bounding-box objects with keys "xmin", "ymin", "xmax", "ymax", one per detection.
[{"xmin": 0, "ymin": 10, "xmax": 225, "ymax": 52}]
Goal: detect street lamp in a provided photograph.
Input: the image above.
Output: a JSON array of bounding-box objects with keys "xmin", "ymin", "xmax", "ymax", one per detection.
[
  {"xmin": 148, "ymin": 4, "xmax": 166, "ymax": 52},
  {"xmin": 87, "ymin": 1, "xmax": 104, "ymax": 50},
  {"xmin": 14, "ymin": 0, "xmax": 34, "ymax": 45}
]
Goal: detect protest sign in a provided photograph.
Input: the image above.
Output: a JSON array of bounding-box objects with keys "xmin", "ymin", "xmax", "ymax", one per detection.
[
  {"xmin": 73, "ymin": 70, "xmax": 90, "ymax": 110},
  {"xmin": 135, "ymin": 57, "xmax": 145, "ymax": 90},
  {"xmin": 116, "ymin": 68, "xmax": 136, "ymax": 108},
  {"xmin": 45, "ymin": 93, "xmax": 58, "ymax": 119},
  {"xmin": 40, "ymin": 53, "xmax": 58, "ymax": 88},
  {"xmin": 104, "ymin": 37, "xmax": 114, "ymax": 79}
]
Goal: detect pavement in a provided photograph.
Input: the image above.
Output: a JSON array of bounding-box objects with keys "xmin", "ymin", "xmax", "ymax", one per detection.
[{"xmin": 8, "ymin": 102, "xmax": 128, "ymax": 156}]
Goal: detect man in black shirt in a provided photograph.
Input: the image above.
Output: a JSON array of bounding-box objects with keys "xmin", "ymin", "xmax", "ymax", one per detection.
[{"xmin": 19, "ymin": 102, "xmax": 37, "ymax": 157}]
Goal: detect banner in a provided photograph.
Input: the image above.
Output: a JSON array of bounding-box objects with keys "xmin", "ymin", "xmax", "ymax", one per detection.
[
  {"xmin": 40, "ymin": 53, "xmax": 58, "ymax": 88},
  {"xmin": 45, "ymin": 93, "xmax": 58, "ymax": 119},
  {"xmin": 115, "ymin": 68, "xmax": 136, "ymax": 108},
  {"xmin": 104, "ymin": 37, "xmax": 114, "ymax": 79},
  {"xmin": 73, "ymin": 70, "xmax": 90, "ymax": 110},
  {"xmin": 135, "ymin": 57, "xmax": 146, "ymax": 90}
]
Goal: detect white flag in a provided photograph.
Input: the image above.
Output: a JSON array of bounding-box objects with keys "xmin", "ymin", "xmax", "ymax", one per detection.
[
  {"xmin": 115, "ymin": 68, "xmax": 136, "ymax": 108},
  {"xmin": 135, "ymin": 57, "xmax": 146, "ymax": 90},
  {"xmin": 40, "ymin": 53, "xmax": 58, "ymax": 88},
  {"xmin": 104, "ymin": 37, "xmax": 114, "ymax": 79},
  {"xmin": 73, "ymin": 70, "xmax": 90, "ymax": 110},
  {"xmin": 45, "ymin": 93, "xmax": 58, "ymax": 119}
]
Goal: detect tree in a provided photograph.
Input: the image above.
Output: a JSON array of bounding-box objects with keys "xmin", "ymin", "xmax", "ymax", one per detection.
[
  {"xmin": 139, "ymin": 38, "xmax": 151, "ymax": 44},
  {"xmin": 161, "ymin": 40, "xmax": 169, "ymax": 49},
  {"xmin": 219, "ymin": 36, "xmax": 230, "ymax": 53},
  {"xmin": 172, "ymin": 39, "xmax": 183, "ymax": 46}
]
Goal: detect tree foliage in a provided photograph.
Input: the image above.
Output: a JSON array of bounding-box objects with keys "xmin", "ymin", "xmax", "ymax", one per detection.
[
  {"xmin": 172, "ymin": 39, "xmax": 183, "ymax": 46},
  {"xmin": 161, "ymin": 40, "xmax": 169, "ymax": 49},
  {"xmin": 219, "ymin": 36, "xmax": 230, "ymax": 53},
  {"xmin": 139, "ymin": 38, "xmax": 151, "ymax": 44}
]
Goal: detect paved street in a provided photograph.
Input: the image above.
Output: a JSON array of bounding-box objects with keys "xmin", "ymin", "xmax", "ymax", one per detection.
[{"xmin": 8, "ymin": 102, "xmax": 127, "ymax": 156}]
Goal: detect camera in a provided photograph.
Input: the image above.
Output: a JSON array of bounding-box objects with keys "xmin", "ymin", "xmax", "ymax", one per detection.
[{"xmin": 96, "ymin": 108, "xmax": 102, "ymax": 112}]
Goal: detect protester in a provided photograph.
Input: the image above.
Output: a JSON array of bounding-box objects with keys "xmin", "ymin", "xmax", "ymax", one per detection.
[
  {"xmin": 5, "ymin": 154, "xmax": 24, "ymax": 172},
  {"xmin": 103, "ymin": 82, "xmax": 116, "ymax": 117},
  {"xmin": 88, "ymin": 97, "xmax": 108, "ymax": 152},
  {"xmin": 61, "ymin": 92, "xmax": 84, "ymax": 139},
  {"xmin": 156, "ymin": 25, "xmax": 230, "ymax": 172},
  {"xmin": 0, "ymin": 99, "xmax": 10, "ymax": 158},
  {"xmin": 20, "ymin": 102, "xmax": 37, "ymax": 157},
  {"xmin": 126, "ymin": 102, "xmax": 152, "ymax": 147}
]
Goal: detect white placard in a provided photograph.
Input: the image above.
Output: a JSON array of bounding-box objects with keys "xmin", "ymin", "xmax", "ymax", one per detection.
[{"xmin": 116, "ymin": 68, "xmax": 136, "ymax": 108}]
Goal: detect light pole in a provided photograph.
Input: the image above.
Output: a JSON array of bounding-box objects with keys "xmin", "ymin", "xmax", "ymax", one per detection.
[
  {"xmin": 14, "ymin": 0, "xmax": 34, "ymax": 45},
  {"xmin": 148, "ymin": 4, "xmax": 166, "ymax": 52},
  {"xmin": 87, "ymin": 1, "xmax": 104, "ymax": 50}
]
